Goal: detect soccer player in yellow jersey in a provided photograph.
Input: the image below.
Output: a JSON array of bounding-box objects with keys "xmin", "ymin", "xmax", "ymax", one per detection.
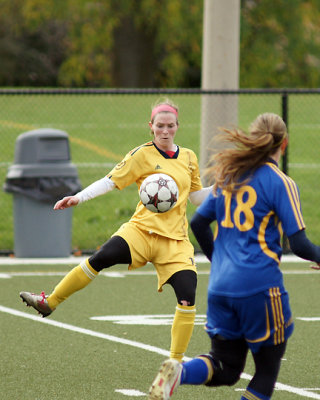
[{"xmin": 20, "ymin": 99, "xmax": 212, "ymax": 362}]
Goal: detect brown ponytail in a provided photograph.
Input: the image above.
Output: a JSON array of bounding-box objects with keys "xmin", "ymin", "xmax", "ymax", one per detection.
[{"xmin": 206, "ymin": 113, "xmax": 288, "ymax": 194}]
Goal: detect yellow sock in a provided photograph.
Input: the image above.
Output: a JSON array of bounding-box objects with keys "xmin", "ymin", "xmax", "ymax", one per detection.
[
  {"xmin": 47, "ymin": 259, "xmax": 98, "ymax": 309},
  {"xmin": 170, "ymin": 304, "xmax": 196, "ymax": 362}
]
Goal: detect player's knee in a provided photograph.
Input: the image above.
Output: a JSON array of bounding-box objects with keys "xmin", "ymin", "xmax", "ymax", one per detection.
[
  {"xmin": 177, "ymin": 286, "xmax": 196, "ymax": 306},
  {"xmin": 203, "ymin": 353, "xmax": 244, "ymax": 387},
  {"xmin": 219, "ymin": 366, "xmax": 242, "ymax": 386},
  {"xmin": 207, "ymin": 365, "xmax": 242, "ymax": 386},
  {"xmin": 168, "ymin": 270, "xmax": 197, "ymax": 306},
  {"xmin": 204, "ymin": 336, "xmax": 248, "ymax": 387}
]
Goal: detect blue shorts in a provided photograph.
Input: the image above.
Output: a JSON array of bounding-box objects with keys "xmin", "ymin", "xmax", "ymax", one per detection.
[{"xmin": 206, "ymin": 287, "xmax": 294, "ymax": 353}]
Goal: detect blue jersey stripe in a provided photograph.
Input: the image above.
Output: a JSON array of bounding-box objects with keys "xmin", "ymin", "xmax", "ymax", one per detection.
[
  {"xmin": 246, "ymin": 303, "xmax": 271, "ymax": 343},
  {"xmin": 267, "ymin": 163, "xmax": 305, "ymax": 230},
  {"xmin": 270, "ymin": 287, "xmax": 285, "ymax": 345},
  {"xmin": 258, "ymin": 211, "xmax": 280, "ymax": 264}
]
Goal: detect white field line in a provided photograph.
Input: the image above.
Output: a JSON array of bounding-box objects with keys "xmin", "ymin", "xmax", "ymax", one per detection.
[
  {"xmin": 0, "ymin": 269, "xmax": 318, "ymax": 280},
  {"xmin": 0, "ymin": 305, "xmax": 170, "ymax": 357},
  {"xmin": 0, "ymin": 254, "xmax": 309, "ymax": 265},
  {"xmin": 1, "ymin": 305, "xmax": 320, "ymax": 399}
]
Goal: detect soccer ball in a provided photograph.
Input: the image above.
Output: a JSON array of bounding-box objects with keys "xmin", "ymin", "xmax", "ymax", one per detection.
[{"xmin": 139, "ymin": 173, "xmax": 179, "ymax": 213}]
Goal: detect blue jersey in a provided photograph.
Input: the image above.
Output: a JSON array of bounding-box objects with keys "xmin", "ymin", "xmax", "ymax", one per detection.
[{"xmin": 197, "ymin": 160, "xmax": 305, "ymax": 297}]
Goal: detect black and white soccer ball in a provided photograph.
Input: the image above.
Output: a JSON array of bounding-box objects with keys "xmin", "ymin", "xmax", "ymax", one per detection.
[{"xmin": 139, "ymin": 173, "xmax": 179, "ymax": 213}]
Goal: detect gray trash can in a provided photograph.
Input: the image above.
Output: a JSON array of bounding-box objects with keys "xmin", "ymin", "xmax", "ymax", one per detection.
[{"xmin": 3, "ymin": 129, "xmax": 81, "ymax": 258}]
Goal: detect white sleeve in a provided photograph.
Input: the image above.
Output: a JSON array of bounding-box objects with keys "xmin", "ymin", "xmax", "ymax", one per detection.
[
  {"xmin": 75, "ymin": 176, "xmax": 116, "ymax": 204},
  {"xmin": 188, "ymin": 186, "xmax": 213, "ymax": 206}
]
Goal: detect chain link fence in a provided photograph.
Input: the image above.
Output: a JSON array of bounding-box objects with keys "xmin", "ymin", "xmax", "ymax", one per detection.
[{"xmin": 1, "ymin": 88, "xmax": 319, "ymax": 255}]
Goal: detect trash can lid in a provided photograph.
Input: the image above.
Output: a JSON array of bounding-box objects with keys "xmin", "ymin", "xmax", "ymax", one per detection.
[{"xmin": 14, "ymin": 129, "xmax": 71, "ymax": 164}]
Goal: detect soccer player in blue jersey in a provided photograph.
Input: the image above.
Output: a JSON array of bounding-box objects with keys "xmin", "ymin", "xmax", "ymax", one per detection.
[
  {"xmin": 148, "ymin": 112, "xmax": 320, "ymax": 399},
  {"xmin": 20, "ymin": 99, "xmax": 212, "ymax": 363}
]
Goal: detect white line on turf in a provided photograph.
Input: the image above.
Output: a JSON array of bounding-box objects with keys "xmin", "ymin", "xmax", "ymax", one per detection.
[
  {"xmin": 90, "ymin": 314, "xmax": 207, "ymax": 325},
  {"xmin": 0, "ymin": 254, "xmax": 309, "ymax": 265},
  {"xmin": 297, "ymin": 317, "xmax": 320, "ymax": 321},
  {"xmin": 0, "ymin": 269, "xmax": 319, "ymax": 280},
  {"xmin": 0, "ymin": 305, "xmax": 170, "ymax": 356},
  {"xmin": 1, "ymin": 305, "xmax": 320, "ymax": 399},
  {"xmin": 115, "ymin": 389, "xmax": 145, "ymax": 396}
]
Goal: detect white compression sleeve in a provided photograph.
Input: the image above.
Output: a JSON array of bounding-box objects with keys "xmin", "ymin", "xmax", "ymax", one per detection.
[
  {"xmin": 188, "ymin": 186, "xmax": 213, "ymax": 206},
  {"xmin": 75, "ymin": 176, "xmax": 116, "ymax": 204}
]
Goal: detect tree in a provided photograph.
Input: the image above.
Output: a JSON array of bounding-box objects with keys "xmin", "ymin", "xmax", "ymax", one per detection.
[
  {"xmin": 1, "ymin": 0, "xmax": 320, "ymax": 88},
  {"xmin": 0, "ymin": 0, "xmax": 203, "ymax": 87},
  {"xmin": 57, "ymin": 0, "xmax": 203, "ymax": 87},
  {"xmin": 0, "ymin": 0, "xmax": 69, "ymax": 86},
  {"xmin": 240, "ymin": 0, "xmax": 320, "ymax": 87}
]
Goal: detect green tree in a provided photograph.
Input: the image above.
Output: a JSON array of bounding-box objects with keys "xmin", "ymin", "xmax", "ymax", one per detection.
[
  {"xmin": 240, "ymin": 0, "xmax": 320, "ymax": 87},
  {"xmin": 1, "ymin": 0, "xmax": 320, "ymax": 88},
  {"xmin": 0, "ymin": 0, "xmax": 69, "ymax": 86},
  {"xmin": 0, "ymin": 0, "xmax": 203, "ymax": 87},
  {"xmin": 58, "ymin": 0, "xmax": 203, "ymax": 87}
]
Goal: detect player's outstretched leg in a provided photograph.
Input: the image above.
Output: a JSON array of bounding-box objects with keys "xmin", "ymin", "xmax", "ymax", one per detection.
[
  {"xmin": 20, "ymin": 291, "xmax": 54, "ymax": 317},
  {"xmin": 19, "ymin": 259, "xmax": 98, "ymax": 317},
  {"xmin": 148, "ymin": 359, "xmax": 182, "ymax": 400}
]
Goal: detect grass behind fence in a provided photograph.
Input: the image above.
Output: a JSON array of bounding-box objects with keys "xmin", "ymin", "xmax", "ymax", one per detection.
[{"xmin": 0, "ymin": 93, "xmax": 319, "ymax": 252}]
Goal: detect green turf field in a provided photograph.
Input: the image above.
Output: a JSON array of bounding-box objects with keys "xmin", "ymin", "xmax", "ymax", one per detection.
[
  {"xmin": 0, "ymin": 92, "xmax": 320, "ymax": 253},
  {"xmin": 1, "ymin": 258, "xmax": 319, "ymax": 399}
]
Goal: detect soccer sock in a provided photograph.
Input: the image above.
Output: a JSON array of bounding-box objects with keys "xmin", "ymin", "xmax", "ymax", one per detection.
[
  {"xmin": 241, "ymin": 388, "xmax": 271, "ymax": 400},
  {"xmin": 180, "ymin": 356, "xmax": 213, "ymax": 385},
  {"xmin": 47, "ymin": 259, "xmax": 98, "ymax": 309},
  {"xmin": 170, "ymin": 304, "xmax": 196, "ymax": 362}
]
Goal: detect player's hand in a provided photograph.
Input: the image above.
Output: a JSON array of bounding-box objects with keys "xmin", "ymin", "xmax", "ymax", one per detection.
[
  {"xmin": 54, "ymin": 196, "xmax": 79, "ymax": 210},
  {"xmin": 310, "ymin": 263, "xmax": 320, "ymax": 270}
]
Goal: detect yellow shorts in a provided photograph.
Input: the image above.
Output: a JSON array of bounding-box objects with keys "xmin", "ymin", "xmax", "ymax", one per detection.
[{"xmin": 113, "ymin": 222, "xmax": 197, "ymax": 292}]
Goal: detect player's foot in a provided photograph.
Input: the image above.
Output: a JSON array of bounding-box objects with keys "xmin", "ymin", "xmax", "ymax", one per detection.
[
  {"xmin": 20, "ymin": 291, "xmax": 54, "ymax": 317},
  {"xmin": 148, "ymin": 359, "xmax": 182, "ymax": 400}
]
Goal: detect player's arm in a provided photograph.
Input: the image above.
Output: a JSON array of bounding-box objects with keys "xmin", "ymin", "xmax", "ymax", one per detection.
[
  {"xmin": 54, "ymin": 176, "xmax": 115, "ymax": 210},
  {"xmin": 189, "ymin": 186, "xmax": 213, "ymax": 206},
  {"xmin": 273, "ymin": 174, "xmax": 320, "ymax": 267},
  {"xmin": 288, "ymin": 229, "xmax": 320, "ymax": 266},
  {"xmin": 190, "ymin": 212, "xmax": 214, "ymax": 261}
]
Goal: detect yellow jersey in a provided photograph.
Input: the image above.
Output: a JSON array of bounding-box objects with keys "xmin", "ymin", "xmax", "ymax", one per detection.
[{"xmin": 107, "ymin": 141, "xmax": 203, "ymax": 240}]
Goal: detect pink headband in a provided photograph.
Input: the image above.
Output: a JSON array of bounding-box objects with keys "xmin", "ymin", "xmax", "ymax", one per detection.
[{"xmin": 151, "ymin": 104, "xmax": 178, "ymax": 121}]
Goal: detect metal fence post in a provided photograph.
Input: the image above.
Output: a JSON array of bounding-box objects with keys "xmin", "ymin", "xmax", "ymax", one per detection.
[
  {"xmin": 281, "ymin": 92, "xmax": 288, "ymax": 174},
  {"xmin": 281, "ymin": 92, "xmax": 290, "ymax": 253}
]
